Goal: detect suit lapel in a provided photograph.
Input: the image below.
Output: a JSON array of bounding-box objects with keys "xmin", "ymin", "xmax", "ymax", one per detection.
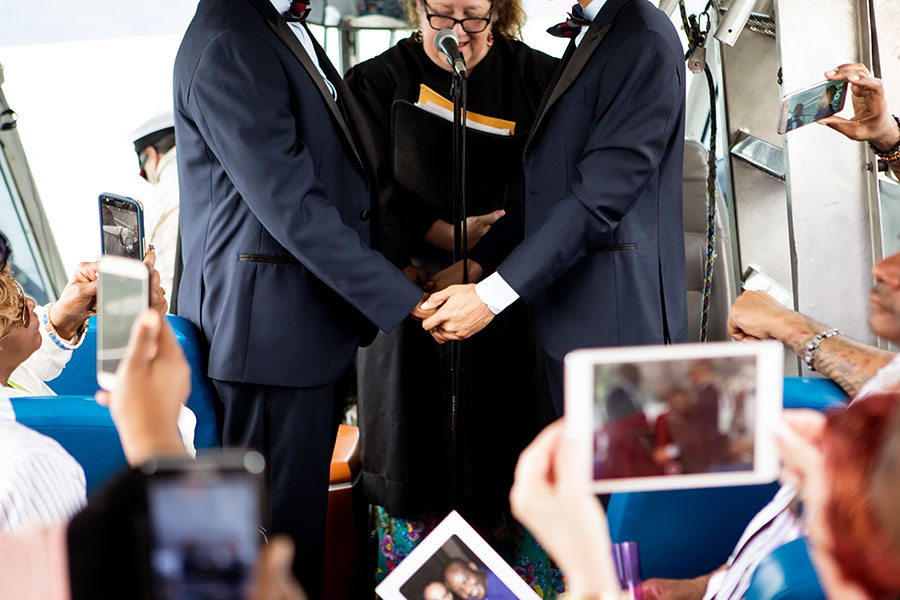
[
  {"xmin": 525, "ymin": 22, "xmax": 611, "ymax": 151},
  {"xmin": 525, "ymin": 0, "xmax": 632, "ymax": 152},
  {"xmin": 247, "ymin": 0, "xmax": 364, "ymax": 168},
  {"xmin": 308, "ymin": 30, "xmax": 381, "ymax": 178}
]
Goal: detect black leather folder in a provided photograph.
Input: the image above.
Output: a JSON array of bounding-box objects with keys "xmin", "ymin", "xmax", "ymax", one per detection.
[{"xmin": 391, "ymin": 99, "xmax": 527, "ymax": 218}]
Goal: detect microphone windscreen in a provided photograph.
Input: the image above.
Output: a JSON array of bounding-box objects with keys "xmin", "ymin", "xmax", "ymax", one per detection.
[{"xmin": 434, "ymin": 28, "xmax": 459, "ymax": 52}]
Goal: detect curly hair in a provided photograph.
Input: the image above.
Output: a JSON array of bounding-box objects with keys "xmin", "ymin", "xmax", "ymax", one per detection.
[
  {"xmin": 403, "ymin": 0, "xmax": 526, "ymax": 41},
  {"xmin": 0, "ymin": 265, "xmax": 22, "ymax": 337}
]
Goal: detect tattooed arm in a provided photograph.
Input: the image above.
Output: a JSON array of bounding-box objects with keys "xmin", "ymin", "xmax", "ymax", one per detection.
[{"xmin": 727, "ymin": 290, "xmax": 895, "ymax": 397}]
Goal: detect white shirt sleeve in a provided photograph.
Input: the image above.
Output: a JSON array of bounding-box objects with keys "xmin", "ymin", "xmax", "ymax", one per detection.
[{"xmin": 475, "ymin": 272, "xmax": 520, "ymax": 315}]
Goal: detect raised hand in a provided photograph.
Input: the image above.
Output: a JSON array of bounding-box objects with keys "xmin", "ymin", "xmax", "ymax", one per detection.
[
  {"xmin": 423, "ymin": 210, "xmax": 505, "ymax": 252},
  {"xmin": 49, "ymin": 261, "xmax": 100, "ymax": 339},
  {"xmin": 820, "ymin": 64, "xmax": 898, "ymax": 152},
  {"xmin": 509, "ymin": 419, "xmax": 620, "ymax": 598},
  {"xmin": 144, "ymin": 247, "xmax": 169, "ymax": 314},
  {"xmin": 95, "ymin": 309, "xmax": 190, "ymax": 466}
]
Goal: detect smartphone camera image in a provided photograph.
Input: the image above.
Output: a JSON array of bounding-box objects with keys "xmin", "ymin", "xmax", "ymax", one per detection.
[
  {"xmin": 778, "ymin": 79, "xmax": 848, "ymax": 134},
  {"xmin": 96, "ymin": 256, "xmax": 150, "ymax": 389},
  {"xmin": 100, "ymin": 193, "xmax": 145, "ymax": 260},
  {"xmin": 145, "ymin": 454, "xmax": 264, "ymax": 600}
]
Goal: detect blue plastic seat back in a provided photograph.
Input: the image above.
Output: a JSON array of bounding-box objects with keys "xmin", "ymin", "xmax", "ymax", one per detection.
[
  {"xmin": 606, "ymin": 376, "xmax": 848, "ymax": 580},
  {"xmin": 745, "ymin": 538, "xmax": 825, "ymax": 600},
  {"xmin": 10, "ymin": 395, "xmax": 126, "ymax": 496},
  {"xmin": 45, "ymin": 315, "xmax": 220, "ymax": 448}
]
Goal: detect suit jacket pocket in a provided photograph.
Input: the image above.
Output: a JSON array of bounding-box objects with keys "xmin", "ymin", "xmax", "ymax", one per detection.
[
  {"xmin": 594, "ymin": 243, "xmax": 636, "ymax": 251},
  {"xmin": 238, "ymin": 253, "xmax": 302, "ymax": 266}
]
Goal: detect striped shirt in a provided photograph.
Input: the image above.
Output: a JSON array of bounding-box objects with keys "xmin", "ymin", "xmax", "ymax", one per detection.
[{"xmin": 0, "ymin": 416, "xmax": 86, "ymax": 532}]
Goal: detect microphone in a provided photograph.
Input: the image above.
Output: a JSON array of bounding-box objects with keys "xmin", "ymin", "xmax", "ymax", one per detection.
[{"xmin": 434, "ymin": 29, "xmax": 466, "ymax": 79}]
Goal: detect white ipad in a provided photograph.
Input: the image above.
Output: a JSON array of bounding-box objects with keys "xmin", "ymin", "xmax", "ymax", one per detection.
[
  {"xmin": 375, "ymin": 511, "xmax": 540, "ymax": 600},
  {"xmin": 565, "ymin": 341, "xmax": 784, "ymax": 494}
]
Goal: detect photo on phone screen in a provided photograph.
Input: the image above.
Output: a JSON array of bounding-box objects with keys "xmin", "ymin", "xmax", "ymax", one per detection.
[
  {"xmin": 97, "ymin": 257, "xmax": 149, "ymax": 387},
  {"xmin": 147, "ymin": 469, "xmax": 261, "ymax": 600},
  {"xmin": 778, "ymin": 79, "xmax": 847, "ymax": 134},
  {"xmin": 100, "ymin": 194, "xmax": 145, "ymax": 260}
]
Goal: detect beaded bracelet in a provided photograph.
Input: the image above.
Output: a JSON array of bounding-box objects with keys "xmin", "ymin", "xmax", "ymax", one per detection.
[
  {"xmin": 42, "ymin": 304, "xmax": 88, "ymax": 350},
  {"xmin": 869, "ymin": 115, "xmax": 900, "ymax": 164},
  {"xmin": 804, "ymin": 328, "xmax": 842, "ymax": 372}
]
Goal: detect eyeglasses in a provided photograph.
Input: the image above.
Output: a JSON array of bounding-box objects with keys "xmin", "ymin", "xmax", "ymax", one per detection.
[
  {"xmin": 423, "ymin": 0, "xmax": 493, "ymax": 33},
  {"xmin": 0, "ymin": 232, "xmax": 9, "ymax": 272},
  {"xmin": 0, "ymin": 280, "xmax": 30, "ymax": 343}
]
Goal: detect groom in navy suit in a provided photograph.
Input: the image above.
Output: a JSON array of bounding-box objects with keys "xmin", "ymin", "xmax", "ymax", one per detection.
[
  {"xmin": 421, "ymin": 0, "xmax": 688, "ymax": 414},
  {"xmin": 174, "ymin": 0, "xmax": 424, "ymax": 596}
]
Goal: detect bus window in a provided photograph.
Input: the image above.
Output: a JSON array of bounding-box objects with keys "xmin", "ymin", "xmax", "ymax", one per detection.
[{"xmin": 0, "ymin": 149, "xmax": 54, "ymax": 305}]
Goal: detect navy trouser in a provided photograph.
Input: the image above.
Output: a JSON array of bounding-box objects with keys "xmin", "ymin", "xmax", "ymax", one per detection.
[{"xmin": 212, "ymin": 379, "xmax": 342, "ymax": 600}]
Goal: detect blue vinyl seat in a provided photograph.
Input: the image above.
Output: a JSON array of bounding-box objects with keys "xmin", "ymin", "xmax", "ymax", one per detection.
[
  {"xmin": 606, "ymin": 376, "xmax": 846, "ymax": 580},
  {"xmin": 745, "ymin": 538, "xmax": 825, "ymax": 600},
  {"xmin": 11, "ymin": 315, "xmax": 220, "ymax": 493}
]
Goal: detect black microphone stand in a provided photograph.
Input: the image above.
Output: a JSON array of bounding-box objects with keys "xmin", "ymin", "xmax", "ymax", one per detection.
[{"xmin": 450, "ymin": 68, "xmax": 467, "ymax": 510}]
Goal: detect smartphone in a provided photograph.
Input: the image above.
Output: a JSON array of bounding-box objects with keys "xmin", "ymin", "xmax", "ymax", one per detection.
[
  {"xmin": 777, "ymin": 79, "xmax": 847, "ymax": 134},
  {"xmin": 97, "ymin": 256, "xmax": 150, "ymax": 389},
  {"xmin": 142, "ymin": 451, "xmax": 265, "ymax": 600},
  {"xmin": 100, "ymin": 193, "xmax": 145, "ymax": 260}
]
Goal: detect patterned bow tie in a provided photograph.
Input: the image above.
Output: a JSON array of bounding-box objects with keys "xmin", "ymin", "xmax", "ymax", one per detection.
[
  {"xmin": 284, "ymin": 0, "xmax": 311, "ymax": 22},
  {"xmin": 547, "ymin": 4, "xmax": 592, "ymax": 38}
]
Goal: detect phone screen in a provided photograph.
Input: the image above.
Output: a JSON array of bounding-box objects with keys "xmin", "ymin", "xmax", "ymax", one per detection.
[
  {"xmin": 780, "ymin": 80, "xmax": 847, "ymax": 134},
  {"xmin": 100, "ymin": 196, "xmax": 143, "ymax": 259},
  {"xmin": 98, "ymin": 269, "xmax": 148, "ymax": 377},
  {"xmin": 147, "ymin": 471, "xmax": 261, "ymax": 600}
]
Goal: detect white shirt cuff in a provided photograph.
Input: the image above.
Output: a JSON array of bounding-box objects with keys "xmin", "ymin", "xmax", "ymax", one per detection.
[{"xmin": 475, "ymin": 272, "xmax": 520, "ymax": 315}]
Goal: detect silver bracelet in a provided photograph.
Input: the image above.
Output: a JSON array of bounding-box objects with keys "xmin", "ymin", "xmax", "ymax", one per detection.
[{"xmin": 804, "ymin": 329, "xmax": 842, "ymax": 372}]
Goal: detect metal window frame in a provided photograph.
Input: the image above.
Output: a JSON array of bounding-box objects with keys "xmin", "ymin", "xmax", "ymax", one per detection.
[{"xmin": 0, "ymin": 62, "xmax": 66, "ymax": 298}]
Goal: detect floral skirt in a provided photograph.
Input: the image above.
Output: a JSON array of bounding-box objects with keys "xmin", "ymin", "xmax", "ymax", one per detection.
[{"xmin": 374, "ymin": 506, "xmax": 566, "ymax": 599}]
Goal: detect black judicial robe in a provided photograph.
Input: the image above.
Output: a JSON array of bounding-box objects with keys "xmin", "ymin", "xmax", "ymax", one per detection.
[{"xmin": 345, "ymin": 36, "xmax": 558, "ymax": 518}]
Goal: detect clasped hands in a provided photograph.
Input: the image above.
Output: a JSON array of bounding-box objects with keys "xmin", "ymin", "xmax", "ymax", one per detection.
[{"xmin": 405, "ymin": 260, "xmax": 495, "ymax": 344}]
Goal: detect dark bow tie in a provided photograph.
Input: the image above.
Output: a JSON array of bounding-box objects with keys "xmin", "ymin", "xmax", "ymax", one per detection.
[
  {"xmin": 547, "ymin": 4, "xmax": 592, "ymax": 38},
  {"xmin": 283, "ymin": 0, "xmax": 311, "ymax": 22}
]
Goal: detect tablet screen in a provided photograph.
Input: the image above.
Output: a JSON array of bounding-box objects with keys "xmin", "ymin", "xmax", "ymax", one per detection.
[{"xmin": 566, "ymin": 341, "xmax": 783, "ymax": 493}]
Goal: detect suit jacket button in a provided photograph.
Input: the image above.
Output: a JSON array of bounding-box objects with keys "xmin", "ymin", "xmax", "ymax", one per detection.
[{"xmin": 360, "ymin": 209, "xmax": 370, "ymax": 221}]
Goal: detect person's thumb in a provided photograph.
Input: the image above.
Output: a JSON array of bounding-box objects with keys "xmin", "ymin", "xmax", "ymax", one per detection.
[
  {"xmin": 420, "ymin": 286, "xmax": 454, "ymax": 311},
  {"xmin": 121, "ymin": 310, "xmax": 161, "ymax": 372},
  {"xmin": 554, "ymin": 428, "xmax": 591, "ymax": 492},
  {"xmin": 483, "ymin": 209, "xmax": 505, "ymax": 226},
  {"xmin": 819, "ymin": 116, "xmax": 859, "ymax": 139}
]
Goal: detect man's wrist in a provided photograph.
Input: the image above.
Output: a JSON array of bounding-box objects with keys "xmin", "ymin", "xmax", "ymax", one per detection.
[{"xmin": 870, "ymin": 115, "xmax": 900, "ymax": 155}]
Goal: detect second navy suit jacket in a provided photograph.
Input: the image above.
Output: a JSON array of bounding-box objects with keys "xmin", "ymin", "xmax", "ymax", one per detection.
[
  {"xmin": 497, "ymin": 0, "xmax": 688, "ymax": 360},
  {"xmin": 173, "ymin": 0, "xmax": 422, "ymax": 388}
]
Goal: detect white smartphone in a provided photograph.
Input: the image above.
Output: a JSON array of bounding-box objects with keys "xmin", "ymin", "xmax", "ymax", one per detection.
[
  {"xmin": 776, "ymin": 79, "xmax": 847, "ymax": 135},
  {"xmin": 97, "ymin": 256, "xmax": 150, "ymax": 390}
]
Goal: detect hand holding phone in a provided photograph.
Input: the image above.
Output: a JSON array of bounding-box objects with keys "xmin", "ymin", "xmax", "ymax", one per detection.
[
  {"xmin": 97, "ymin": 256, "xmax": 150, "ymax": 389},
  {"xmin": 142, "ymin": 452, "xmax": 265, "ymax": 600},
  {"xmin": 100, "ymin": 193, "xmax": 145, "ymax": 260},
  {"xmin": 777, "ymin": 79, "xmax": 848, "ymax": 134}
]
